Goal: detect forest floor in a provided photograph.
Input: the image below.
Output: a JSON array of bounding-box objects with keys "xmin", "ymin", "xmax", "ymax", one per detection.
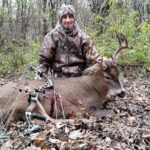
[{"xmin": 0, "ymin": 69, "xmax": 150, "ymax": 150}]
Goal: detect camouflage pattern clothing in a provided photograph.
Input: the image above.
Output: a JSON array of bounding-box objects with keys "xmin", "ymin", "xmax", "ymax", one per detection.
[{"xmin": 38, "ymin": 5, "xmax": 100, "ymax": 77}]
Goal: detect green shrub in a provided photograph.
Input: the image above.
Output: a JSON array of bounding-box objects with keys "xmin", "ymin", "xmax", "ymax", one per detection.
[
  {"xmin": 0, "ymin": 41, "xmax": 40, "ymax": 76},
  {"xmin": 90, "ymin": 3, "xmax": 150, "ymax": 73}
]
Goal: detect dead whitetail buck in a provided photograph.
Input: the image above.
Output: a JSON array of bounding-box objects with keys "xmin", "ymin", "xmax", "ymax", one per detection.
[{"xmin": 0, "ymin": 33, "xmax": 132, "ymax": 124}]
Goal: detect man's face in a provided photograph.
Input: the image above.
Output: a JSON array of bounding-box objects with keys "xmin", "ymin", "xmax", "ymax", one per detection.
[{"xmin": 61, "ymin": 14, "xmax": 74, "ymax": 30}]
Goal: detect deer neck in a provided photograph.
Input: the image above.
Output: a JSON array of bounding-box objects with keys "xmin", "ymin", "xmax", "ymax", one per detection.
[{"xmin": 96, "ymin": 70, "xmax": 109, "ymax": 91}]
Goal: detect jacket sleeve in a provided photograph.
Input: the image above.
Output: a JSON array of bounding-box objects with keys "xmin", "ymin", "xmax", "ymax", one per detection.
[{"xmin": 38, "ymin": 31, "xmax": 57, "ymax": 74}]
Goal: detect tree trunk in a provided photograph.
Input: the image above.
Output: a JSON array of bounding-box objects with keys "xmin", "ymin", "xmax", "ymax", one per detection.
[
  {"xmin": 42, "ymin": 0, "xmax": 48, "ymax": 39},
  {"xmin": 0, "ymin": 0, "xmax": 5, "ymax": 48}
]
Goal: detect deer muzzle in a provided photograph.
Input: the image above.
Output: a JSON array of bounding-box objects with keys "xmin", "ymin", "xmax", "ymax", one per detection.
[{"xmin": 117, "ymin": 90, "xmax": 125, "ymax": 98}]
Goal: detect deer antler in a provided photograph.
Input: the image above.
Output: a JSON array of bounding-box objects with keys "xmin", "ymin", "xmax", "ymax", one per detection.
[{"xmin": 112, "ymin": 32, "xmax": 132, "ymax": 60}]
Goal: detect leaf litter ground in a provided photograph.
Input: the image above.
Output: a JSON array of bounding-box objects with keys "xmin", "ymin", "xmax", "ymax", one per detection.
[{"xmin": 0, "ymin": 73, "xmax": 149, "ymax": 150}]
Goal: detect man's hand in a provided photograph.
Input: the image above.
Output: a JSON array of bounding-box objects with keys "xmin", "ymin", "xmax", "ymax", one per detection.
[{"xmin": 34, "ymin": 74, "xmax": 42, "ymax": 80}]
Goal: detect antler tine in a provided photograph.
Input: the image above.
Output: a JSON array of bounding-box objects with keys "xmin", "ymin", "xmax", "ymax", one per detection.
[
  {"xmin": 94, "ymin": 54, "xmax": 103, "ymax": 65},
  {"xmin": 95, "ymin": 59, "xmax": 102, "ymax": 64},
  {"xmin": 113, "ymin": 32, "xmax": 132, "ymax": 60}
]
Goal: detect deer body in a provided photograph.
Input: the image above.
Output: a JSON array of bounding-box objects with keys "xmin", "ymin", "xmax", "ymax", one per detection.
[
  {"xmin": 0, "ymin": 61, "xmax": 125, "ymax": 122},
  {"xmin": 0, "ymin": 33, "xmax": 131, "ymax": 122}
]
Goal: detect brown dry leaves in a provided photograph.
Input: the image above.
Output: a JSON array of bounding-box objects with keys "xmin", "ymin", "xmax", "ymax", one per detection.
[{"xmin": 0, "ymin": 75, "xmax": 150, "ymax": 150}]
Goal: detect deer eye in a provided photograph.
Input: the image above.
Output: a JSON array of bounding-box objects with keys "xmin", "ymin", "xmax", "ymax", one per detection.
[{"xmin": 105, "ymin": 75, "xmax": 112, "ymax": 80}]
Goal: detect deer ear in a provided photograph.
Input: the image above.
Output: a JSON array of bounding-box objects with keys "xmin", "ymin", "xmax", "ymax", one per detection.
[
  {"xmin": 110, "ymin": 55, "xmax": 114, "ymax": 61},
  {"xmin": 102, "ymin": 62, "xmax": 107, "ymax": 70},
  {"xmin": 112, "ymin": 60, "xmax": 117, "ymax": 66}
]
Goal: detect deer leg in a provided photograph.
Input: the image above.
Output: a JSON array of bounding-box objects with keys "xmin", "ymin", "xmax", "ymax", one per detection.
[
  {"xmin": 36, "ymin": 100, "xmax": 54, "ymax": 122},
  {"xmin": 105, "ymin": 90, "xmax": 116, "ymax": 102},
  {"xmin": 87, "ymin": 105, "xmax": 115, "ymax": 118},
  {"xmin": 26, "ymin": 92, "xmax": 54, "ymax": 123},
  {"xmin": 93, "ymin": 109, "xmax": 115, "ymax": 118},
  {"xmin": 26, "ymin": 102, "xmax": 36, "ymax": 111}
]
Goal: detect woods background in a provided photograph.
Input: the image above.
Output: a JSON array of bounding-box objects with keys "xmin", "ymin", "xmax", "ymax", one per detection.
[{"xmin": 0, "ymin": 0, "xmax": 150, "ymax": 76}]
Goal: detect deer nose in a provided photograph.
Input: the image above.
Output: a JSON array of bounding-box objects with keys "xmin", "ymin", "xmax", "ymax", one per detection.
[{"xmin": 117, "ymin": 91, "xmax": 125, "ymax": 98}]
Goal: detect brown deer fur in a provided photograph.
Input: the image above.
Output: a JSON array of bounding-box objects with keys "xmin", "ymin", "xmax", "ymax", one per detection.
[{"xmin": 0, "ymin": 60, "xmax": 125, "ymax": 122}]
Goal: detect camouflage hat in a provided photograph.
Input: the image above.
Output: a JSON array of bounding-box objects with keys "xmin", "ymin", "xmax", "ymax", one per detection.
[{"xmin": 58, "ymin": 4, "xmax": 75, "ymax": 22}]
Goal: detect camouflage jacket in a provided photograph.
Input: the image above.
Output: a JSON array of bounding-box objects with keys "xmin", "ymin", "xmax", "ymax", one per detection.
[{"xmin": 39, "ymin": 23, "xmax": 100, "ymax": 77}]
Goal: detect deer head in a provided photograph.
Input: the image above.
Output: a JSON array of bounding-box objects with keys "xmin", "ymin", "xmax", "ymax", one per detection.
[
  {"xmin": 101, "ymin": 58, "xmax": 125, "ymax": 97},
  {"xmin": 93, "ymin": 33, "xmax": 132, "ymax": 97},
  {"xmin": 103, "ymin": 33, "xmax": 132, "ymax": 97}
]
